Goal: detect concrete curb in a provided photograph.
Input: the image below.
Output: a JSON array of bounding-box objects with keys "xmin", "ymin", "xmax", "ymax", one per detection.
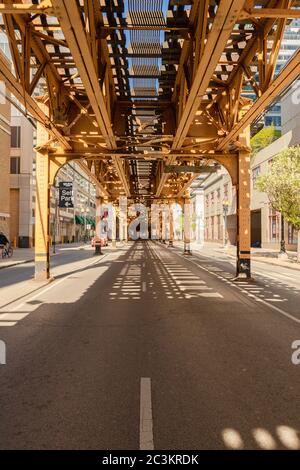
[
  {"xmin": 0, "ymin": 258, "xmax": 34, "ymax": 270},
  {"xmin": 173, "ymin": 242, "xmax": 300, "ymax": 273},
  {"xmin": 0, "ymin": 244, "xmax": 112, "ymax": 270}
]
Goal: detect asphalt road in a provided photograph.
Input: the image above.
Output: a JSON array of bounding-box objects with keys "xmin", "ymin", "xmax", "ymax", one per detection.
[{"xmin": 0, "ymin": 241, "xmax": 300, "ymax": 450}]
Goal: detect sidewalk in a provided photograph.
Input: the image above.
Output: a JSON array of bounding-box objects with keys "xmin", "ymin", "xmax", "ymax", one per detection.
[
  {"xmin": 191, "ymin": 241, "xmax": 300, "ymax": 271},
  {"xmin": 0, "ymin": 243, "xmax": 91, "ymax": 269}
]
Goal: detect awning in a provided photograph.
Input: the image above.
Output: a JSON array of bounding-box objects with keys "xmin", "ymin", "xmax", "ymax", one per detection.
[{"xmin": 75, "ymin": 215, "xmax": 84, "ymax": 225}]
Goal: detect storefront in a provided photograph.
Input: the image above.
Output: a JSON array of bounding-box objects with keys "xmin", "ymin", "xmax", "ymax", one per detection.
[{"xmin": 75, "ymin": 215, "xmax": 95, "ymax": 241}]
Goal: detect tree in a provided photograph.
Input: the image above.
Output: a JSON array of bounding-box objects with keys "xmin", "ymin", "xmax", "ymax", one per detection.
[
  {"xmin": 251, "ymin": 126, "xmax": 281, "ymax": 155},
  {"xmin": 256, "ymin": 146, "xmax": 300, "ymax": 261}
]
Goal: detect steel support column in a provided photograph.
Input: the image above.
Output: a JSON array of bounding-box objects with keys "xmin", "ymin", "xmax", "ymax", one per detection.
[
  {"xmin": 111, "ymin": 204, "xmax": 117, "ymax": 249},
  {"xmin": 183, "ymin": 196, "xmax": 192, "ymax": 255},
  {"xmin": 162, "ymin": 204, "xmax": 168, "ymax": 244},
  {"xmin": 236, "ymin": 128, "xmax": 252, "ymax": 280},
  {"xmin": 34, "ymin": 117, "xmax": 51, "ymax": 281},
  {"xmin": 95, "ymin": 194, "xmax": 103, "ymax": 255},
  {"xmin": 119, "ymin": 196, "xmax": 128, "ymax": 243},
  {"xmin": 169, "ymin": 202, "xmax": 174, "ymax": 247},
  {"xmin": 35, "ymin": 151, "xmax": 50, "ymax": 280}
]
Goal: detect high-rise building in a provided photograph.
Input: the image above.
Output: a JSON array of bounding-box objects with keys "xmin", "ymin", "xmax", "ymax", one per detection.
[
  {"xmin": 9, "ymin": 108, "xmax": 36, "ymax": 247},
  {"xmin": 0, "ymin": 33, "xmax": 11, "ymax": 238}
]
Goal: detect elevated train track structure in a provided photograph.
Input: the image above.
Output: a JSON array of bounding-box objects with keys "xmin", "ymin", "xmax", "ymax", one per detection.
[{"xmin": 0, "ymin": 0, "xmax": 300, "ymax": 279}]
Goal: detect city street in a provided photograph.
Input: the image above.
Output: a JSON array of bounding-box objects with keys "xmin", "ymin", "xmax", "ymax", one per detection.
[{"xmin": 0, "ymin": 241, "xmax": 300, "ymax": 450}]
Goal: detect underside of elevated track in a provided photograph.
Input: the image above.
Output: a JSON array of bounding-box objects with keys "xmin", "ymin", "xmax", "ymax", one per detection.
[{"xmin": 0, "ymin": 0, "xmax": 300, "ymax": 280}]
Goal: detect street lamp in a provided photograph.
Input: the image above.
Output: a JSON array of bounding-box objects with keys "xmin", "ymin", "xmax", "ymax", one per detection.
[{"xmin": 223, "ymin": 200, "xmax": 229, "ymax": 248}]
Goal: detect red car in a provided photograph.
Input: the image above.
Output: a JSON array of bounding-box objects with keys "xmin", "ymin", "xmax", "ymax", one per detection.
[{"xmin": 91, "ymin": 237, "xmax": 108, "ymax": 247}]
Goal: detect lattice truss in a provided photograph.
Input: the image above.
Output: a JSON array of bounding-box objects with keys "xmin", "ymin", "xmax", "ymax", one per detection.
[{"xmin": 0, "ymin": 0, "xmax": 299, "ymax": 201}]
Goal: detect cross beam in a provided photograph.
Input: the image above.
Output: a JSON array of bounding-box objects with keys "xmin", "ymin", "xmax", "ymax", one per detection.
[
  {"xmin": 172, "ymin": 0, "xmax": 246, "ymax": 151},
  {"xmin": 51, "ymin": 0, "xmax": 130, "ymax": 197},
  {"xmin": 0, "ymin": 49, "xmax": 71, "ymax": 149},
  {"xmin": 156, "ymin": 0, "xmax": 246, "ymax": 197},
  {"xmin": 0, "ymin": 1, "xmax": 53, "ymax": 14},
  {"xmin": 241, "ymin": 8, "xmax": 300, "ymax": 18},
  {"xmin": 218, "ymin": 48, "xmax": 300, "ymax": 150}
]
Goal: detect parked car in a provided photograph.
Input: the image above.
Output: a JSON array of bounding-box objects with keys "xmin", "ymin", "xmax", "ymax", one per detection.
[{"xmin": 91, "ymin": 237, "xmax": 108, "ymax": 247}]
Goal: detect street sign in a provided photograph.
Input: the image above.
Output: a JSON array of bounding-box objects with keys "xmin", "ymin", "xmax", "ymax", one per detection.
[{"xmin": 59, "ymin": 182, "xmax": 74, "ymax": 208}]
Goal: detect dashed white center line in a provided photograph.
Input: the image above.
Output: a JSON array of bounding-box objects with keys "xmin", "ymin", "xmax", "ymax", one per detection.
[{"xmin": 140, "ymin": 377, "xmax": 154, "ymax": 450}]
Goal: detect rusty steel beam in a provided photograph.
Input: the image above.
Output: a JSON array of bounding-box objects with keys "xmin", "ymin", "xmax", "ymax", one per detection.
[
  {"xmin": 173, "ymin": 0, "xmax": 246, "ymax": 150},
  {"xmin": 218, "ymin": 48, "xmax": 300, "ymax": 150},
  {"xmin": 156, "ymin": 0, "xmax": 246, "ymax": 197},
  {"xmin": 0, "ymin": 1, "xmax": 54, "ymax": 15},
  {"xmin": 51, "ymin": 0, "xmax": 130, "ymax": 197},
  {"xmin": 241, "ymin": 8, "xmax": 300, "ymax": 18},
  {"xmin": 0, "ymin": 48, "xmax": 71, "ymax": 149}
]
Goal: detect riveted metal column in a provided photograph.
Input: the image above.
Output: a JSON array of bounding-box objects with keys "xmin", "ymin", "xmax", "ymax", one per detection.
[
  {"xmin": 119, "ymin": 196, "xmax": 128, "ymax": 243},
  {"xmin": 168, "ymin": 201, "xmax": 174, "ymax": 247},
  {"xmin": 236, "ymin": 128, "xmax": 252, "ymax": 280},
  {"xmin": 183, "ymin": 194, "xmax": 192, "ymax": 255},
  {"xmin": 161, "ymin": 203, "xmax": 168, "ymax": 244},
  {"xmin": 95, "ymin": 194, "xmax": 103, "ymax": 255},
  {"xmin": 158, "ymin": 201, "xmax": 162, "ymax": 242},
  {"xmin": 35, "ymin": 149, "xmax": 50, "ymax": 281},
  {"xmin": 34, "ymin": 110, "xmax": 51, "ymax": 281},
  {"xmin": 111, "ymin": 203, "xmax": 117, "ymax": 249}
]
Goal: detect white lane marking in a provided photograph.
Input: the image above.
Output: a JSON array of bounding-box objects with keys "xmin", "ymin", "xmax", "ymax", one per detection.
[
  {"xmin": 1, "ymin": 313, "xmax": 28, "ymax": 321},
  {"xmin": 252, "ymin": 269, "xmax": 292, "ymax": 281},
  {"xmin": 140, "ymin": 377, "xmax": 154, "ymax": 450},
  {"xmin": 179, "ymin": 286, "xmax": 213, "ymax": 291},
  {"xmin": 192, "ymin": 250, "xmax": 300, "ymax": 285},
  {"xmin": 199, "ymin": 292, "xmax": 223, "ymax": 298},
  {"xmin": 168, "ymin": 247, "xmax": 300, "ymax": 326}
]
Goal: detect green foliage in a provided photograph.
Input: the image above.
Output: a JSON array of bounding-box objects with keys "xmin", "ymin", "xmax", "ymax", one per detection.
[
  {"xmin": 251, "ymin": 126, "xmax": 281, "ymax": 155},
  {"xmin": 256, "ymin": 146, "xmax": 300, "ymax": 229}
]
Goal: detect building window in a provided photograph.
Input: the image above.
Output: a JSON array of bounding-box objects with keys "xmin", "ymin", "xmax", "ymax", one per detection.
[
  {"xmin": 216, "ymin": 188, "xmax": 221, "ymax": 202},
  {"xmin": 265, "ymin": 116, "xmax": 281, "ymax": 127},
  {"xmin": 288, "ymin": 223, "xmax": 298, "ymax": 245},
  {"xmin": 11, "ymin": 126, "xmax": 21, "ymax": 148},
  {"xmin": 10, "ymin": 156, "xmax": 20, "ymax": 174},
  {"xmin": 205, "ymin": 194, "xmax": 209, "ymax": 208},
  {"xmin": 211, "ymin": 191, "xmax": 214, "ymax": 204},
  {"xmin": 252, "ymin": 166, "xmax": 261, "ymax": 188}
]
